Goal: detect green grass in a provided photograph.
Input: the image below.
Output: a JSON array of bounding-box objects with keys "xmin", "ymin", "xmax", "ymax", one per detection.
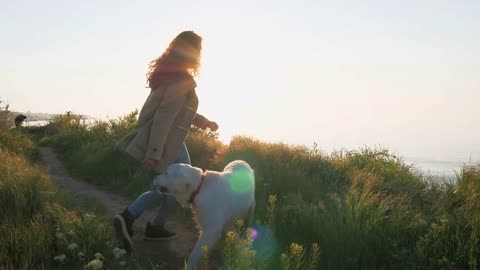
[{"xmin": 21, "ymin": 111, "xmax": 480, "ymax": 269}]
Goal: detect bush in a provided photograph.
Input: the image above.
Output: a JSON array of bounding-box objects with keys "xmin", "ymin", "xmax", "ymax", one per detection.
[{"xmin": 0, "ymin": 105, "xmax": 37, "ymax": 160}]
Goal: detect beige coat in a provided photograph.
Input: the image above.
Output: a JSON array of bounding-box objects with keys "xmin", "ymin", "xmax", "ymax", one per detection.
[{"xmin": 117, "ymin": 78, "xmax": 209, "ymax": 173}]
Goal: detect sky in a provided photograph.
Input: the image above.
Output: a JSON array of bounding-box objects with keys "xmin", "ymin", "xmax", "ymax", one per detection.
[{"xmin": 1, "ymin": 0, "xmax": 479, "ymax": 173}]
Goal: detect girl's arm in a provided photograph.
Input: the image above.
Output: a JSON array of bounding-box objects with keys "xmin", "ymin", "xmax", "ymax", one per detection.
[{"xmin": 193, "ymin": 113, "xmax": 218, "ymax": 131}]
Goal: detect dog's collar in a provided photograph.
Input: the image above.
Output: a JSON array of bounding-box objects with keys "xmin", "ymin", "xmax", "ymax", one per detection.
[{"xmin": 188, "ymin": 171, "xmax": 207, "ymax": 204}]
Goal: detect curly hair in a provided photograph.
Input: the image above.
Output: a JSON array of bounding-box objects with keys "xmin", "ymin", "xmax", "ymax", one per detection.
[{"xmin": 147, "ymin": 31, "xmax": 202, "ymax": 88}]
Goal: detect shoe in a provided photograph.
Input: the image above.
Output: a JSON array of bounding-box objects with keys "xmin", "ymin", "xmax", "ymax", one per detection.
[
  {"xmin": 144, "ymin": 222, "xmax": 177, "ymax": 240},
  {"xmin": 113, "ymin": 208, "xmax": 136, "ymax": 251}
]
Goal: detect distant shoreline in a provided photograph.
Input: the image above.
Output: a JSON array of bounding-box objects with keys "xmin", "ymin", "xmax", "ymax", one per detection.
[{"xmin": 12, "ymin": 112, "xmax": 94, "ymax": 122}]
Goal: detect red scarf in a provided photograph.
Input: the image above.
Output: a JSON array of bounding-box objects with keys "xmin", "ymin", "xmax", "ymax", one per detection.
[{"xmin": 148, "ymin": 65, "xmax": 191, "ymax": 90}]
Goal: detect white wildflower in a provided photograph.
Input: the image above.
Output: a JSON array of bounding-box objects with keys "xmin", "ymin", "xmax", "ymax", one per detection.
[
  {"xmin": 84, "ymin": 213, "xmax": 96, "ymax": 218},
  {"xmin": 94, "ymin": 252, "xmax": 104, "ymax": 260},
  {"xmin": 113, "ymin": 247, "xmax": 127, "ymax": 259},
  {"xmin": 119, "ymin": 261, "xmax": 127, "ymax": 267},
  {"xmin": 53, "ymin": 254, "xmax": 67, "ymax": 263},
  {"xmin": 85, "ymin": 258, "xmax": 103, "ymax": 270},
  {"xmin": 77, "ymin": 251, "xmax": 85, "ymax": 257},
  {"xmin": 68, "ymin": 242, "xmax": 79, "ymax": 251}
]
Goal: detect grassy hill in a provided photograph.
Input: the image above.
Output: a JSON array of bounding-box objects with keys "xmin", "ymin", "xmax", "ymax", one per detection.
[
  {"xmin": 2, "ymin": 107, "xmax": 479, "ymax": 269},
  {"xmin": 22, "ymin": 111, "xmax": 479, "ymax": 269}
]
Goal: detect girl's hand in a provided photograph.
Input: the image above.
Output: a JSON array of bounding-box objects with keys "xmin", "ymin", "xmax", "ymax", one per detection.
[
  {"xmin": 208, "ymin": 121, "xmax": 219, "ymax": 131},
  {"xmin": 143, "ymin": 158, "xmax": 157, "ymax": 170}
]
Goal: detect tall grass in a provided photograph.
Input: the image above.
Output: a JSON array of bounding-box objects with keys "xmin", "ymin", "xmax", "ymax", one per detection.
[
  {"xmin": 0, "ymin": 112, "xmax": 156, "ymax": 269},
  {"xmin": 35, "ymin": 111, "xmax": 480, "ymax": 269},
  {"xmin": 37, "ymin": 112, "xmax": 151, "ymax": 196},
  {"xmin": 39, "ymin": 112, "xmax": 222, "ymax": 198}
]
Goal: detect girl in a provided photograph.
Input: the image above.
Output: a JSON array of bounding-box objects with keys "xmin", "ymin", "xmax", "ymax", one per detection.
[{"xmin": 113, "ymin": 31, "xmax": 218, "ymax": 250}]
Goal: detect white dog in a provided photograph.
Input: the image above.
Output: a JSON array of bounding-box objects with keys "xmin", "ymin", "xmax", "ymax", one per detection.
[{"xmin": 153, "ymin": 160, "xmax": 255, "ymax": 268}]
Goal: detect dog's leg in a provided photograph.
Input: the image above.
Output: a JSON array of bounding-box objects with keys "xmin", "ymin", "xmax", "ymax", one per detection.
[
  {"xmin": 247, "ymin": 201, "xmax": 256, "ymax": 226},
  {"xmin": 187, "ymin": 227, "xmax": 223, "ymax": 269}
]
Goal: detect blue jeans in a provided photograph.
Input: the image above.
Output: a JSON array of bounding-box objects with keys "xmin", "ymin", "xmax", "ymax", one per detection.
[{"xmin": 128, "ymin": 143, "xmax": 191, "ymax": 226}]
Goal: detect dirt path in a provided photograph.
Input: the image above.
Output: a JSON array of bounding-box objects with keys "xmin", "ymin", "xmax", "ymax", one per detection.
[{"xmin": 38, "ymin": 147, "xmax": 199, "ymax": 268}]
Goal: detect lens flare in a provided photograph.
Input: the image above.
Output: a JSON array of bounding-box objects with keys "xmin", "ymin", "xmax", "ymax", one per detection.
[
  {"xmin": 251, "ymin": 229, "xmax": 259, "ymax": 239},
  {"xmin": 251, "ymin": 224, "xmax": 278, "ymax": 263},
  {"xmin": 229, "ymin": 169, "xmax": 254, "ymax": 193}
]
